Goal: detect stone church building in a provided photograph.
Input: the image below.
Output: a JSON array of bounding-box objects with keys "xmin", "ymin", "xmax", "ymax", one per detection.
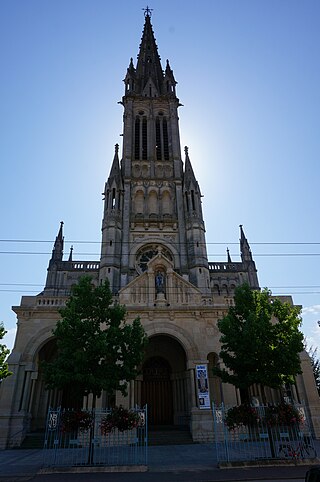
[{"xmin": 0, "ymin": 11, "xmax": 319, "ymax": 448}]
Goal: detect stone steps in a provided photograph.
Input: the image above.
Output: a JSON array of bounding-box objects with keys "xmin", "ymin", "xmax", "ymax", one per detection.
[
  {"xmin": 148, "ymin": 426, "xmax": 193, "ymax": 446},
  {"xmin": 19, "ymin": 432, "xmax": 45, "ymax": 449},
  {"xmin": 18, "ymin": 426, "xmax": 193, "ymax": 449}
]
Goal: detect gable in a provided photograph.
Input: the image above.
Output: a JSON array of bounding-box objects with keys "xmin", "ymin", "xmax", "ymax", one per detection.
[{"xmin": 119, "ymin": 266, "xmax": 202, "ymax": 307}]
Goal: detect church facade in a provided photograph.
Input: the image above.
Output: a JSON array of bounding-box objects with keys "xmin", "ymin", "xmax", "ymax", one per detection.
[{"xmin": 1, "ymin": 11, "xmax": 319, "ymax": 448}]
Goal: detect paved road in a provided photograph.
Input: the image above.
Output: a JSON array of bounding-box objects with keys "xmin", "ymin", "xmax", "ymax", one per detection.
[{"xmin": 0, "ymin": 443, "xmax": 319, "ymax": 482}]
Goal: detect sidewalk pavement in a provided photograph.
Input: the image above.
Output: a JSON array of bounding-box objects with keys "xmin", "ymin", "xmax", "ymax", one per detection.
[{"xmin": 0, "ymin": 443, "xmax": 319, "ymax": 482}]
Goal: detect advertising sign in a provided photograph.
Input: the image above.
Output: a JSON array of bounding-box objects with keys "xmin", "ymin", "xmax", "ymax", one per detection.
[{"xmin": 196, "ymin": 364, "xmax": 210, "ymax": 409}]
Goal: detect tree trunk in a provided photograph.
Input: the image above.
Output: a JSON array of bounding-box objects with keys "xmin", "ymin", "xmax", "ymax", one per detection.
[
  {"xmin": 87, "ymin": 394, "xmax": 97, "ymax": 465},
  {"xmin": 240, "ymin": 387, "xmax": 250, "ymax": 403},
  {"xmin": 260, "ymin": 385, "xmax": 276, "ymax": 458}
]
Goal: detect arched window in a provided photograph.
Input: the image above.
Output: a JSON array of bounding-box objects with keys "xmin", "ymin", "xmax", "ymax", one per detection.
[
  {"xmin": 185, "ymin": 192, "xmax": 189, "ymax": 212},
  {"xmin": 156, "ymin": 118, "xmax": 161, "ymax": 160},
  {"xmin": 134, "ymin": 117, "xmax": 140, "ymax": 160},
  {"xmin": 155, "ymin": 116, "xmax": 169, "ymax": 161},
  {"xmin": 111, "ymin": 188, "xmax": 116, "ymax": 209},
  {"xmin": 134, "ymin": 115, "xmax": 148, "ymax": 160},
  {"xmin": 142, "ymin": 117, "xmax": 147, "ymax": 160},
  {"xmin": 163, "ymin": 119, "xmax": 169, "ymax": 160},
  {"xmin": 191, "ymin": 190, "xmax": 196, "ymax": 211}
]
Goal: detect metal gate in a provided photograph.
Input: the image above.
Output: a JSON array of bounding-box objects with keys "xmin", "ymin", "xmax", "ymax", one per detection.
[
  {"xmin": 43, "ymin": 406, "xmax": 147, "ymax": 467},
  {"xmin": 213, "ymin": 402, "xmax": 317, "ymax": 463}
]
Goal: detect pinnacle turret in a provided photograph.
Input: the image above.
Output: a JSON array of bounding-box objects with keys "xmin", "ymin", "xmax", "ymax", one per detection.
[
  {"xmin": 107, "ymin": 144, "xmax": 121, "ymax": 185},
  {"xmin": 68, "ymin": 245, "xmax": 73, "ymax": 262},
  {"xmin": 51, "ymin": 221, "xmax": 64, "ymax": 262},
  {"xmin": 239, "ymin": 224, "xmax": 253, "ymax": 262},
  {"xmin": 239, "ymin": 225, "xmax": 259, "ymax": 288},
  {"xmin": 183, "ymin": 146, "xmax": 201, "ymax": 193}
]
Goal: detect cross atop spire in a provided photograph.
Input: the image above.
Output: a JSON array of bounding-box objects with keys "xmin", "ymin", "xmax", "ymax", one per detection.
[{"xmin": 143, "ymin": 5, "xmax": 153, "ymax": 17}]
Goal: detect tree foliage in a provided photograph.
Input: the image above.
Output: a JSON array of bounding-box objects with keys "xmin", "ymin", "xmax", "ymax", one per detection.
[
  {"xmin": 42, "ymin": 276, "xmax": 148, "ymax": 402},
  {"xmin": 214, "ymin": 284, "xmax": 304, "ymax": 400},
  {"xmin": 0, "ymin": 323, "xmax": 12, "ymax": 382}
]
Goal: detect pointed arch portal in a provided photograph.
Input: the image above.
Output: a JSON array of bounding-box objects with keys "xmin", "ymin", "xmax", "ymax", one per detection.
[
  {"xmin": 141, "ymin": 356, "xmax": 173, "ymax": 425},
  {"xmin": 137, "ymin": 334, "xmax": 189, "ymax": 427}
]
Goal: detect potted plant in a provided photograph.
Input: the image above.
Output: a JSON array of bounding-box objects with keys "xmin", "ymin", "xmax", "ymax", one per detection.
[
  {"xmin": 60, "ymin": 410, "xmax": 93, "ymax": 434},
  {"xmin": 100, "ymin": 406, "xmax": 140, "ymax": 435}
]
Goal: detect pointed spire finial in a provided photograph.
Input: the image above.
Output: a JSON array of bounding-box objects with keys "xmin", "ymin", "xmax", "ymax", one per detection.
[
  {"xmin": 115, "ymin": 143, "xmax": 119, "ymax": 154},
  {"xmin": 184, "ymin": 146, "xmax": 189, "ymax": 157},
  {"xmin": 51, "ymin": 221, "xmax": 64, "ymax": 262},
  {"xmin": 239, "ymin": 225, "xmax": 253, "ymax": 262},
  {"xmin": 58, "ymin": 221, "xmax": 64, "ymax": 237},
  {"xmin": 68, "ymin": 245, "xmax": 73, "ymax": 262},
  {"xmin": 227, "ymin": 247, "xmax": 232, "ymax": 263},
  {"xmin": 143, "ymin": 5, "xmax": 153, "ymax": 17}
]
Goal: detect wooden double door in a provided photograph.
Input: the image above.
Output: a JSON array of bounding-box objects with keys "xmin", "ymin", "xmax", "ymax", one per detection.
[{"xmin": 141, "ymin": 356, "xmax": 173, "ymax": 426}]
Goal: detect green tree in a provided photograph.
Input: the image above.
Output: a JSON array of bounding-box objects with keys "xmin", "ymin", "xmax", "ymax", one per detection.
[
  {"xmin": 0, "ymin": 323, "xmax": 12, "ymax": 382},
  {"xmin": 214, "ymin": 284, "xmax": 304, "ymax": 403},
  {"xmin": 43, "ymin": 276, "xmax": 147, "ymax": 407}
]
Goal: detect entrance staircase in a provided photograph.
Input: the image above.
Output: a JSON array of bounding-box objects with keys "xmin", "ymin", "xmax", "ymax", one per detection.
[
  {"xmin": 19, "ymin": 431, "xmax": 45, "ymax": 449},
  {"xmin": 17, "ymin": 427, "xmax": 192, "ymax": 448},
  {"xmin": 148, "ymin": 426, "xmax": 193, "ymax": 446}
]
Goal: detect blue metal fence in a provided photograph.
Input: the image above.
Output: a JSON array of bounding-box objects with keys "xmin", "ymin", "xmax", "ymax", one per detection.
[
  {"xmin": 213, "ymin": 403, "xmax": 317, "ymax": 463},
  {"xmin": 43, "ymin": 406, "xmax": 147, "ymax": 467}
]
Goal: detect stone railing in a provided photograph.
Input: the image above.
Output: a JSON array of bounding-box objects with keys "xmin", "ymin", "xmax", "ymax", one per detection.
[
  {"xmin": 209, "ymin": 262, "xmax": 244, "ymax": 273},
  {"xmin": 72, "ymin": 262, "xmax": 100, "ymax": 270}
]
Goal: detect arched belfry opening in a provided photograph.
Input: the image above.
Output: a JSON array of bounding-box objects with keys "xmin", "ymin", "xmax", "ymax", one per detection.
[{"xmin": 136, "ymin": 335, "xmax": 189, "ymax": 427}]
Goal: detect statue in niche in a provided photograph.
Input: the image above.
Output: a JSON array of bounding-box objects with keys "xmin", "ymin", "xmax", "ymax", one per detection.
[{"xmin": 155, "ymin": 270, "xmax": 165, "ymax": 294}]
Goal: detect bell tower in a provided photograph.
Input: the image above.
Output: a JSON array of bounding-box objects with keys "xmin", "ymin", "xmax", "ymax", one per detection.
[{"xmin": 100, "ymin": 9, "xmax": 210, "ymax": 295}]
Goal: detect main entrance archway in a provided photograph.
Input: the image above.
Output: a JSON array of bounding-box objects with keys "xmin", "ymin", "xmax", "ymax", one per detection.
[
  {"xmin": 141, "ymin": 356, "xmax": 173, "ymax": 425},
  {"xmin": 138, "ymin": 334, "xmax": 189, "ymax": 427}
]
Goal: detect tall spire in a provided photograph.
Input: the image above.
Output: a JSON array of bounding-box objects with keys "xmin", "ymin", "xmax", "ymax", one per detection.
[
  {"xmin": 51, "ymin": 221, "xmax": 64, "ymax": 262},
  {"xmin": 239, "ymin": 224, "xmax": 253, "ymax": 262},
  {"xmin": 135, "ymin": 11, "xmax": 165, "ymax": 96},
  {"xmin": 107, "ymin": 143, "xmax": 121, "ymax": 185},
  {"xmin": 239, "ymin": 225, "xmax": 259, "ymax": 289},
  {"xmin": 183, "ymin": 146, "xmax": 200, "ymax": 193}
]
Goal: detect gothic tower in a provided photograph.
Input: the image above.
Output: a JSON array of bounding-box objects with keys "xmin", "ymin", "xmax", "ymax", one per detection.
[{"xmin": 100, "ymin": 10, "xmax": 210, "ymax": 296}]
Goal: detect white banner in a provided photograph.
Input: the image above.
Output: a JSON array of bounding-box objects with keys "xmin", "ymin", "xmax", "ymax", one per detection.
[{"xmin": 196, "ymin": 364, "xmax": 210, "ymax": 409}]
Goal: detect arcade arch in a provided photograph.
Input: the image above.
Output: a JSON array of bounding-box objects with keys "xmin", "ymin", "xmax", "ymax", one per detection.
[{"xmin": 136, "ymin": 334, "xmax": 190, "ymax": 427}]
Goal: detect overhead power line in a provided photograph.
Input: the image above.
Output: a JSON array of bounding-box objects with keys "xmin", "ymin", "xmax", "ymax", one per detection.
[
  {"xmin": 1, "ymin": 283, "xmax": 320, "ymax": 288},
  {"xmin": 1, "ymin": 239, "xmax": 320, "ymax": 246},
  {"xmin": 1, "ymin": 283, "xmax": 320, "ymax": 295},
  {"xmin": 1, "ymin": 290, "xmax": 320, "ymax": 295},
  {"xmin": 1, "ymin": 251, "xmax": 320, "ymax": 257}
]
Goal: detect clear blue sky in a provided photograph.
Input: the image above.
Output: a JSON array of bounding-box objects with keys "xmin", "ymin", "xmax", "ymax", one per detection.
[{"xmin": 1, "ymin": 0, "xmax": 320, "ymax": 351}]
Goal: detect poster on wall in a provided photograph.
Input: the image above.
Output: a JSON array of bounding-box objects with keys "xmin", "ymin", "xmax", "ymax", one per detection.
[{"xmin": 196, "ymin": 364, "xmax": 210, "ymax": 409}]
